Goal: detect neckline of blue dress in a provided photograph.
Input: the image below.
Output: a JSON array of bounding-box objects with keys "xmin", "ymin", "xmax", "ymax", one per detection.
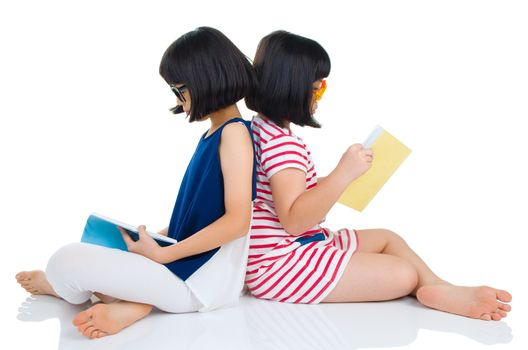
[{"xmin": 201, "ymin": 117, "xmax": 244, "ymax": 140}]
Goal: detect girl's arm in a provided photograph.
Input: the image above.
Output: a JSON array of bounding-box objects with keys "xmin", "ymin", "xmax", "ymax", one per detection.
[
  {"xmin": 272, "ymin": 144, "xmax": 373, "ymax": 236},
  {"xmin": 131, "ymin": 123, "xmax": 253, "ymax": 264},
  {"xmin": 316, "ymin": 176, "xmax": 327, "ymax": 185},
  {"xmin": 122, "ymin": 123, "xmax": 253, "ymax": 263}
]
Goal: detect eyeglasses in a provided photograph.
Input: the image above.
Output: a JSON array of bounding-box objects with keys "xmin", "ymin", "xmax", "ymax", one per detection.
[
  {"xmin": 170, "ymin": 84, "xmax": 187, "ymax": 102},
  {"xmin": 312, "ymin": 79, "xmax": 327, "ymax": 102}
]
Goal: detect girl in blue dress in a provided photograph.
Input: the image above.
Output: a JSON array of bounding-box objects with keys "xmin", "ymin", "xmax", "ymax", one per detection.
[{"xmin": 16, "ymin": 27, "xmax": 256, "ymax": 339}]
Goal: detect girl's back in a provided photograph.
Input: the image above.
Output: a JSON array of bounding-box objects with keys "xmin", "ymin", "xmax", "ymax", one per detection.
[{"xmin": 246, "ymin": 115, "xmax": 357, "ymax": 304}]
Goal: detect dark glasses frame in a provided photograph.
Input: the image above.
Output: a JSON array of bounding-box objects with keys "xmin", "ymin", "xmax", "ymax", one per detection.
[{"xmin": 170, "ymin": 84, "xmax": 187, "ymax": 102}]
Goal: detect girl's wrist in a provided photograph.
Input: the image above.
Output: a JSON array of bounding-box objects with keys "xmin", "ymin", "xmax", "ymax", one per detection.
[
  {"xmin": 330, "ymin": 166, "xmax": 352, "ymax": 190},
  {"xmin": 156, "ymin": 244, "xmax": 180, "ymax": 264},
  {"xmin": 155, "ymin": 247, "xmax": 170, "ymax": 264}
]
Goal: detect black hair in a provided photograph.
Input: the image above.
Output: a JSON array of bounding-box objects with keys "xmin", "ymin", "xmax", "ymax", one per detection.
[
  {"xmin": 159, "ymin": 27, "xmax": 256, "ymax": 122},
  {"xmin": 245, "ymin": 30, "xmax": 331, "ymax": 128}
]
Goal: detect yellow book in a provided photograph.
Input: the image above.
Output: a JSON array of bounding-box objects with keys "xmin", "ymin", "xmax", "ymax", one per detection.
[{"xmin": 338, "ymin": 126, "xmax": 411, "ymax": 211}]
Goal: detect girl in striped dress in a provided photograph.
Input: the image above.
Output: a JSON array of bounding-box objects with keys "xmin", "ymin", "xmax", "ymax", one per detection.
[{"xmin": 244, "ymin": 30, "xmax": 512, "ymax": 321}]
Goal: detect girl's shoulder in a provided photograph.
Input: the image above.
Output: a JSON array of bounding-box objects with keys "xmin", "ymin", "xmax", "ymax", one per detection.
[
  {"xmin": 219, "ymin": 118, "xmax": 254, "ymax": 147},
  {"xmin": 251, "ymin": 115, "xmax": 301, "ymax": 143},
  {"xmin": 254, "ymin": 116, "xmax": 308, "ymax": 146},
  {"xmin": 222, "ymin": 119, "xmax": 251, "ymax": 136}
]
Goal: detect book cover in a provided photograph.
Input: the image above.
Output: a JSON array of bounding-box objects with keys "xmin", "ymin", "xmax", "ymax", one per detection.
[
  {"xmin": 81, "ymin": 213, "xmax": 177, "ymax": 251},
  {"xmin": 338, "ymin": 126, "xmax": 411, "ymax": 211}
]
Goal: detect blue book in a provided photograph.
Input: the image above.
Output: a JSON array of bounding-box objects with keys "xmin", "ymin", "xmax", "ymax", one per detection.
[{"xmin": 81, "ymin": 213, "xmax": 177, "ymax": 251}]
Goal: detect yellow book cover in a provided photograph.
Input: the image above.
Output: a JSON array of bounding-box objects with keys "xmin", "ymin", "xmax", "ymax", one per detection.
[{"xmin": 338, "ymin": 126, "xmax": 411, "ymax": 211}]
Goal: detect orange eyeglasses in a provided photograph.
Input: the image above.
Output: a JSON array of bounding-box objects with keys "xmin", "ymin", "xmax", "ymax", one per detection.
[{"xmin": 312, "ymin": 79, "xmax": 327, "ymax": 102}]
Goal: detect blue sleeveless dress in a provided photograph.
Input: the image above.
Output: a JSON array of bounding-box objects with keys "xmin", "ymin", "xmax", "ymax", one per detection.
[{"xmin": 165, "ymin": 118, "xmax": 256, "ymax": 280}]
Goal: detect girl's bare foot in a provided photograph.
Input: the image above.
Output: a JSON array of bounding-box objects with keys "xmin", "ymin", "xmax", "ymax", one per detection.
[
  {"xmin": 72, "ymin": 301, "xmax": 153, "ymax": 339},
  {"xmin": 15, "ymin": 270, "xmax": 60, "ymax": 298},
  {"xmin": 417, "ymin": 283, "xmax": 512, "ymax": 321}
]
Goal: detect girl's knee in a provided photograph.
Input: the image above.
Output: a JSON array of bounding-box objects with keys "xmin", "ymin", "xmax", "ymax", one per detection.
[
  {"xmin": 45, "ymin": 243, "xmax": 94, "ymax": 305},
  {"xmin": 384, "ymin": 255, "xmax": 418, "ymax": 296},
  {"xmin": 46, "ymin": 243, "xmax": 96, "ymax": 282},
  {"xmin": 396, "ymin": 260, "xmax": 419, "ymax": 295},
  {"xmin": 47, "ymin": 243, "xmax": 84, "ymax": 271},
  {"xmin": 380, "ymin": 229, "xmax": 407, "ymax": 245}
]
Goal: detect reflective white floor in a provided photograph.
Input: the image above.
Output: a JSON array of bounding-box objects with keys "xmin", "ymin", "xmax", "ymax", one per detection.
[{"xmin": 8, "ymin": 293, "xmax": 520, "ymax": 350}]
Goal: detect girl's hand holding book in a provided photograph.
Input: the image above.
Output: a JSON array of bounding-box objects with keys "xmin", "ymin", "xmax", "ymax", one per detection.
[
  {"xmin": 337, "ymin": 144, "xmax": 374, "ymax": 183},
  {"xmin": 119, "ymin": 225, "xmax": 166, "ymax": 263}
]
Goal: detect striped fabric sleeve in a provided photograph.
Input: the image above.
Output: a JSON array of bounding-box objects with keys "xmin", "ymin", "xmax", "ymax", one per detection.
[{"xmin": 261, "ymin": 135, "xmax": 309, "ymax": 178}]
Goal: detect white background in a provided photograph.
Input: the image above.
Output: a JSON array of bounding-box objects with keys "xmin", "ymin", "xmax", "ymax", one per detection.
[{"xmin": 1, "ymin": 0, "xmax": 527, "ymax": 349}]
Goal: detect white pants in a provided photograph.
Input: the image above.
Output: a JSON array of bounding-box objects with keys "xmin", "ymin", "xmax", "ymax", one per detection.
[{"xmin": 45, "ymin": 243, "xmax": 202, "ymax": 313}]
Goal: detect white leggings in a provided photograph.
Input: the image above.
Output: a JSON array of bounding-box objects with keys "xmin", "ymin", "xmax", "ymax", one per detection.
[{"xmin": 45, "ymin": 243, "xmax": 202, "ymax": 313}]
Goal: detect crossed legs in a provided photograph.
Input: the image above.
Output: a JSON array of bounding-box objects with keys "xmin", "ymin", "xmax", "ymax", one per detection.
[{"xmin": 16, "ymin": 243, "xmax": 201, "ymax": 339}]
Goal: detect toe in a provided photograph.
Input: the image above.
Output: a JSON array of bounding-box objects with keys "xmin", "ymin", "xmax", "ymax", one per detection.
[
  {"xmin": 499, "ymin": 303, "xmax": 512, "ymax": 312},
  {"xmin": 498, "ymin": 310, "xmax": 508, "ymax": 318},
  {"xmin": 480, "ymin": 313, "xmax": 492, "ymax": 321},
  {"xmin": 15, "ymin": 272, "xmax": 27, "ymax": 281},
  {"xmin": 76, "ymin": 322, "xmax": 92, "ymax": 334},
  {"xmin": 496, "ymin": 290, "xmax": 512, "ymax": 302},
  {"xmin": 88, "ymin": 328, "xmax": 100, "ymax": 339},
  {"xmin": 82, "ymin": 325, "xmax": 96, "ymax": 338},
  {"xmin": 96, "ymin": 331, "xmax": 108, "ymax": 339},
  {"xmin": 73, "ymin": 310, "xmax": 92, "ymax": 326},
  {"xmin": 491, "ymin": 313, "xmax": 502, "ymax": 321}
]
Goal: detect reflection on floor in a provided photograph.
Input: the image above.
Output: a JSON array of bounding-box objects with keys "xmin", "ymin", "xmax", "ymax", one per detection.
[{"xmin": 16, "ymin": 294, "xmax": 512, "ymax": 350}]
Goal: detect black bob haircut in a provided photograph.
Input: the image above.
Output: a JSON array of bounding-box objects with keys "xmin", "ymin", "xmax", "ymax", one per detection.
[
  {"xmin": 245, "ymin": 30, "xmax": 331, "ymax": 128},
  {"xmin": 159, "ymin": 27, "xmax": 256, "ymax": 122}
]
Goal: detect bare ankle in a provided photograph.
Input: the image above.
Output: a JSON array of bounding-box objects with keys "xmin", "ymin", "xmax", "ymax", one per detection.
[
  {"xmin": 94, "ymin": 292, "xmax": 119, "ymax": 304},
  {"xmin": 413, "ymin": 278, "xmax": 448, "ymax": 295}
]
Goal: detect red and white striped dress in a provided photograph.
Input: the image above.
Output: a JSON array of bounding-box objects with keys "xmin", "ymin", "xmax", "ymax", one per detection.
[{"xmin": 245, "ymin": 115, "xmax": 358, "ymax": 304}]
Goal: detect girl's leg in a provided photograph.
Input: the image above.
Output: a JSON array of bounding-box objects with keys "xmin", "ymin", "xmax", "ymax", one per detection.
[
  {"xmin": 322, "ymin": 252, "xmax": 419, "ymax": 302},
  {"xmin": 16, "ymin": 271, "xmax": 117, "ymax": 304},
  {"xmin": 324, "ymin": 229, "xmax": 512, "ymax": 321},
  {"xmin": 16, "ymin": 268, "xmax": 149, "ymax": 339},
  {"xmin": 21, "ymin": 242, "xmax": 201, "ymax": 338},
  {"xmin": 44, "ymin": 243, "xmax": 201, "ymax": 312},
  {"xmin": 354, "ymin": 229, "xmax": 444, "ymax": 292}
]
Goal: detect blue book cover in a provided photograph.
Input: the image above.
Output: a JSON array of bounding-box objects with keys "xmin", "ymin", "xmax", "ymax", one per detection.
[{"xmin": 81, "ymin": 213, "xmax": 177, "ymax": 251}]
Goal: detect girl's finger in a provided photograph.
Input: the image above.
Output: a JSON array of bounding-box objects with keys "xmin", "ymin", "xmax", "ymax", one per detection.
[
  {"xmin": 118, "ymin": 227, "xmax": 134, "ymax": 246},
  {"xmin": 137, "ymin": 225, "xmax": 149, "ymax": 239}
]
